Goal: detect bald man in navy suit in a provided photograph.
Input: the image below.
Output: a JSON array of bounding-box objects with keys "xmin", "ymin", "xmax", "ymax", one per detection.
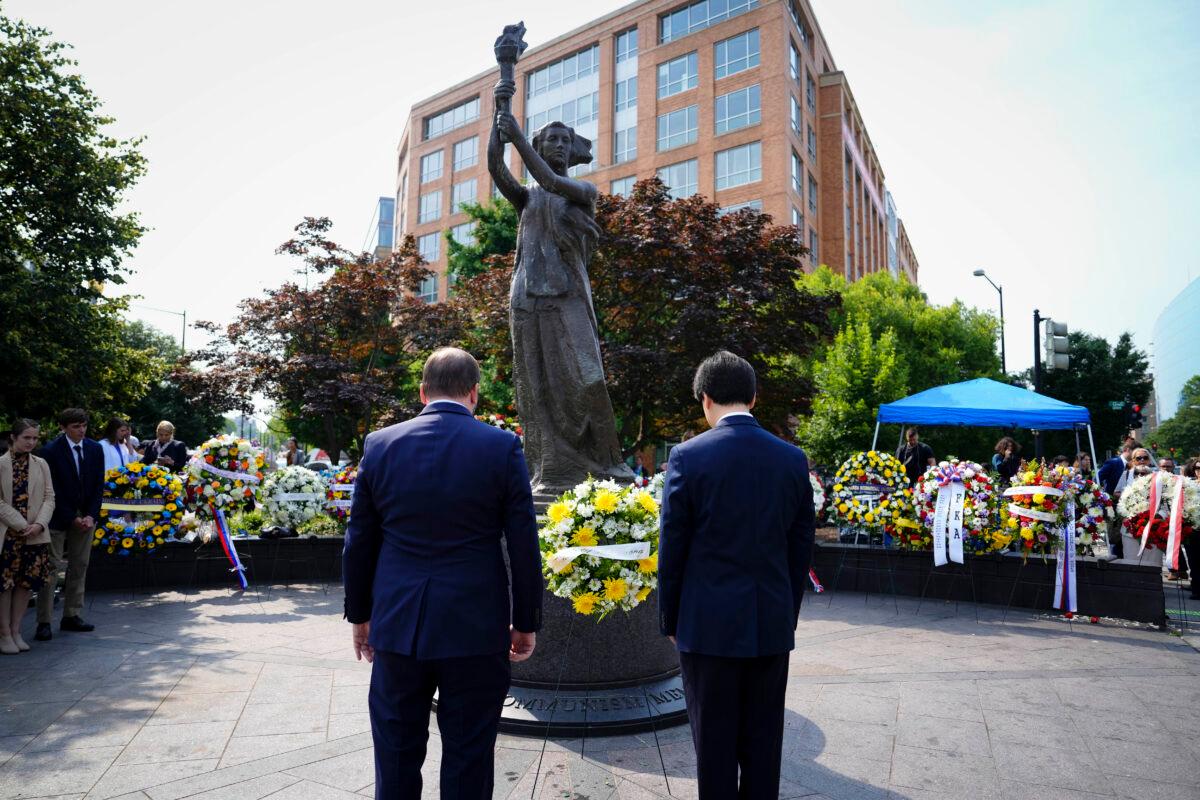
[{"xmin": 343, "ymin": 348, "xmax": 542, "ymax": 799}]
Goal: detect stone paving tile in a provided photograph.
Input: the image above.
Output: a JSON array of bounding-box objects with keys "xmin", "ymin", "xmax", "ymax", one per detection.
[
  {"xmin": 895, "ymin": 713, "xmax": 990, "ymax": 755},
  {"xmin": 86, "ymin": 759, "xmax": 218, "ymax": 800},
  {"xmin": 253, "ymin": 779, "xmax": 363, "ymax": 799},
  {"xmin": 116, "ymin": 720, "xmax": 236, "ymax": 765},
  {"xmin": 181, "ymin": 773, "xmax": 302, "ymax": 799},
  {"xmin": 990, "ymin": 738, "xmax": 1110, "ymax": 795},
  {"xmin": 0, "ymin": 700, "xmax": 75, "ymax": 737},
  {"xmin": 889, "ymin": 745, "xmax": 1000, "ymax": 797},
  {"xmin": 1087, "ymin": 735, "xmax": 1200, "ymax": 785},
  {"xmin": 233, "ymin": 700, "xmax": 329, "ymax": 737},
  {"xmin": 218, "ymin": 732, "xmax": 327, "ymax": 768},
  {"xmin": 788, "ymin": 717, "xmax": 895, "ymax": 762},
  {"xmin": 998, "ymin": 781, "xmax": 1113, "ymax": 800},
  {"xmin": 282, "ymin": 748, "xmax": 376, "ymax": 794},
  {"xmin": 146, "ymin": 689, "xmax": 250, "ymax": 726},
  {"xmin": 1106, "ymin": 775, "xmax": 1200, "ymax": 800},
  {"xmin": 0, "ymin": 744, "xmax": 123, "ymax": 800},
  {"xmin": 328, "ymin": 712, "xmax": 371, "ymax": 740}
]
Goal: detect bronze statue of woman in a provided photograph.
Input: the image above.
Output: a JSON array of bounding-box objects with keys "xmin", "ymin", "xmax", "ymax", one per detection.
[{"xmin": 488, "ymin": 81, "xmax": 631, "ymax": 492}]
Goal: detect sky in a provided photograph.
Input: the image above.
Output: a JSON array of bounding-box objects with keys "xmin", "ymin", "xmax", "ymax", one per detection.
[{"xmin": 8, "ymin": 0, "xmax": 1200, "ymax": 378}]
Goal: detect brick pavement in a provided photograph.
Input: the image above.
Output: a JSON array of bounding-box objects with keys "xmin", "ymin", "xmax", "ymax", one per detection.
[{"xmin": 1, "ymin": 583, "xmax": 1198, "ymax": 800}]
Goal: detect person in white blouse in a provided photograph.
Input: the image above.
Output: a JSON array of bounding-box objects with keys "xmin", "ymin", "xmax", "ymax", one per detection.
[{"xmin": 98, "ymin": 417, "xmax": 137, "ymax": 473}]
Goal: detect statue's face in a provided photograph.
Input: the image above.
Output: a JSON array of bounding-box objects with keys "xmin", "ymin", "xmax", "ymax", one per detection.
[{"xmin": 538, "ymin": 125, "xmax": 571, "ymax": 171}]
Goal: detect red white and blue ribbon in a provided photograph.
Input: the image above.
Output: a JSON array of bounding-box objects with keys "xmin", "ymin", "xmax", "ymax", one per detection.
[
  {"xmin": 808, "ymin": 568, "xmax": 824, "ymax": 593},
  {"xmin": 1053, "ymin": 498, "xmax": 1077, "ymax": 613},
  {"xmin": 932, "ymin": 464, "xmax": 966, "ymax": 567},
  {"xmin": 212, "ymin": 506, "xmax": 248, "ymax": 590},
  {"xmin": 1164, "ymin": 477, "xmax": 1187, "ymax": 571},
  {"xmin": 1138, "ymin": 473, "xmax": 1164, "ymax": 557}
]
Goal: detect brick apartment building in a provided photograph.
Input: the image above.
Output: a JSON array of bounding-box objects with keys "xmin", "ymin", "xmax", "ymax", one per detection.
[{"xmin": 394, "ymin": 0, "xmax": 920, "ymax": 302}]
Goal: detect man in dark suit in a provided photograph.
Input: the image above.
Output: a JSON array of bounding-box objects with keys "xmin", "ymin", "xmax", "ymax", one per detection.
[
  {"xmin": 1098, "ymin": 440, "xmax": 1137, "ymax": 559},
  {"xmin": 343, "ymin": 347, "xmax": 543, "ymax": 798},
  {"xmin": 659, "ymin": 351, "xmax": 815, "ymax": 799},
  {"xmin": 35, "ymin": 408, "xmax": 105, "ymax": 640}
]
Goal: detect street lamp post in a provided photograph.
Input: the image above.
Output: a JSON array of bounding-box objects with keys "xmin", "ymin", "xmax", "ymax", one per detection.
[
  {"xmin": 973, "ymin": 269, "xmax": 1005, "ymax": 374},
  {"xmin": 135, "ymin": 305, "xmax": 188, "ymax": 353}
]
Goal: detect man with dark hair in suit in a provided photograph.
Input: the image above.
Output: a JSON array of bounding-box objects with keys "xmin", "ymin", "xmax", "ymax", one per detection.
[
  {"xmin": 35, "ymin": 408, "xmax": 105, "ymax": 641},
  {"xmin": 659, "ymin": 351, "xmax": 815, "ymax": 798},
  {"xmin": 343, "ymin": 347, "xmax": 543, "ymax": 798}
]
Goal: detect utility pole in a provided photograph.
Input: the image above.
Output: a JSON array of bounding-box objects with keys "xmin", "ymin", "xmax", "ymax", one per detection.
[{"xmin": 1032, "ymin": 309, "xmax": 1043, "ymax": 460}]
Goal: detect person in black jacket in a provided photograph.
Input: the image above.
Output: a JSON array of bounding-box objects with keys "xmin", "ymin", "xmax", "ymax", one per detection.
[
  {"xmin": 994, "ymin": 436, "xmax": 1023, "ymax": 483},
  {"xmin": 142, "ymin": 421, "xmax": 189, "ymax": 473},
  {"xmin": 34, "ymin": 408, "xmax": 105, "ymax": 640}
]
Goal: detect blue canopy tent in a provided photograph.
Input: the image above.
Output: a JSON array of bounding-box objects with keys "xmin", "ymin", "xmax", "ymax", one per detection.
[{"xmin": 872, "ymin": 378, "xmax": 1096, "ymax": 469}]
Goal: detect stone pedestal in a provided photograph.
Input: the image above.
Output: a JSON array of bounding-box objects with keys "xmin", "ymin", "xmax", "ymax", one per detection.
[{"xmin": 1119, "ymin": 532, "xmax": 1164, "ymax": 569}]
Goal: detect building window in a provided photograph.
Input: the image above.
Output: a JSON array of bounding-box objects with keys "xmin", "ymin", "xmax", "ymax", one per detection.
[
  {"xmin": 792, "ymin": 207, "xmax": 804, "ymax": 229},
  {"xmin": 657, "ymin": 52, "xmax": 698, "ymax": 98},
  {"xmin": 806, "ymin": 70, "xmax": 816, "ymax": 111},
  {"xmin": 714, "ymin": 29, "xmax": 759, "ymax": 80},
  {"xmin": 719, "ymin": 199, "xmax": 763, "ymax": 215},
  {"xmin": 809, "ymin": 228, "xmax": 818, "ymax": 261},
  {"xmin": 790, "ymin": 40, "xmax": 800, "ymax": 82},
  {"xmin": 423, "ymin": 97, "xmax": 479, "ymax": 140},
  {"xmin": 449, "ymin": 222, "xmax": 475, "ymax": 246},
  {"xmin": 616, "ymin": 27, "xmax": 638, "ymax": 62},
  {"xmin": 790, "ymin": 95, "xmax": 801, "ymax": 133},
  {"xmin": 715, "ymin": 141, "xmax": 761, "ymax": 191},
  {"xmin": 419, "ymin": 151, "xmax": 443, "ymax": 184},
  {"xmin": 610, "ymin": 175, "xmax": 635, "ymax": 197},
  {"xmin": 657, "ymin": 105, "xmax": 698, "ymax": 151},
  {"xmin": 615, "ymin": 76, "xmax": 638, "ymax": 112},
  {"xmin": 807, "ymin": 123, "xmax": 817, "ymax": 160},
  {"xmin": 418, "ymin": 274, "xmax": 438, "ymax": 303},
  {"xmin": 808, "ymin": 173, "xmax": 818, "ymax": 215},
  {"xmin": 526, "ymin": 44, "xmax": 600, "ymax": 102},
  {"xmin": 451, "ymin": 178, "xmax": 476, "ymax": 214},
  {"xmin": 417, "ymin": 232, "xmax": 440, "ymax": 263},
  {"xmin": 789, "ymin": 1, "xmax": 812, "ymax": 50},
  {"xmin": 714, "ymin": 84, "xmax": 760, "ymax": 135},
  {"xmin": 452, "ymin": 137, "xmax": 478, "ymax": 172},
  {"xmin": 526, "ymin": 91, "xmax": 599, "ymax": 137},
  {"xmin": 614, "ymin": 126, "xmax": 637, "ymax": 163},
  {"xmin": 791, "ymin": 150, "xmax": 802, "ymax": 195},
  {"xmin": 660, "ymin": 0, "xmax": 759, "ymax": 44},
  {"xmin": 657, "ymin": 159, "xmax": 698, "ymax": 199},
  {"xmin": 418, "ymin": 191, "xmax": 441, "ymax": 224}
]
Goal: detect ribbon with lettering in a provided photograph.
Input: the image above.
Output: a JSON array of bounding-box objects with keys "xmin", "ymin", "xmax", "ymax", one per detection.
[
  {"xmin": 546, "ymin": 541, "xmax": 650, "ymax": 574},
  {"xmin": 1053, "ymin": 497, "xmax": 1077, "ymax": 613},
  {"xmin": 190, "ymin": 459, "xmax": 262, "ymax": 485},
  {"xmin": 1003, "ymin": 485, "xmax": 1065, "ymax": 523},
  {"xmin": 212, "ymin": 506, "xmax": 248, "ymax": 590},
  {"xmin": 1164, "ymin": 476, "xmax": 1187, "ymax": 570},
  {"xmin": 1138, "ymin": 472, "xmax": 1165, "ymax": 557},
  {"xmin": 330, "ymin": 483, "xmax": 355, "ymax": 510},
  {"xmin": 274, "ymin": 492, "xmax": 326, "ymax": 503},
  {"xmin": 101, "ymin": 498, "xmax": 166, "ymax": 513},
  {"xmin": 932, "ymin": 465, "xmax": 967, "ymax": 566}
]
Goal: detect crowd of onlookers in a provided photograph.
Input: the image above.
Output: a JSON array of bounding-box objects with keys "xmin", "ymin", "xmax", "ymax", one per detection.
[{"xmin": 0, "ymin": 409, "xmax": 191, "ymax": 655}]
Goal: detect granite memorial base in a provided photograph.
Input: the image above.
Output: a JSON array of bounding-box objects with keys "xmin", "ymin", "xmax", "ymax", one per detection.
[{"xmin": 811, "ymin": 544, "xmax": 1167, "ymax": 625}]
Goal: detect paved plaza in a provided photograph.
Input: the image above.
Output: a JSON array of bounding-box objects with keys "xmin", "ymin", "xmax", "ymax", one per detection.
[{"xmin": 1, "ymin": 584, "xmax": 1199, "ymax": 800}]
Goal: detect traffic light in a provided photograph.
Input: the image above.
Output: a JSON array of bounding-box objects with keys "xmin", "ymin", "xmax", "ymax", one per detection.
[
  {"xmin": 1127, "ymin": 403, "xmax": 1145, "ymax": 430},
  {"xmin": 1043, "ymin": 320, "xmax": 1069, "ymax": 371}
]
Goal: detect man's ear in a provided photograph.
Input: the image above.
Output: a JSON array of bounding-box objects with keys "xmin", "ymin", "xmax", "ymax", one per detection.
[
  {"xmin": 748, "ymin": 395, "xmax": 757, "ymax": 411},
  {"xmin": 418, "ymin": 384, "xmax": 428, "ymax": 405}
]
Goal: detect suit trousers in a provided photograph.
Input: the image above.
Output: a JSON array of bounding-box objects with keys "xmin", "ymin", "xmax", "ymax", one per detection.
[
  {"xmin": 369, "ymin": 649, "xmax": 510, "ymax": 800},
  {"xmin": 679, "ymin": 650, "xmax": 789, "ymax": 800},
  {"xmin": 36, "ymin": 525, "xmax": 93, "ymax": 623}
]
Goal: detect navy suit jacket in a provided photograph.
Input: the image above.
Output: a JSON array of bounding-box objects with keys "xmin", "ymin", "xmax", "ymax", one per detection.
[
  {"xmin": 658, "ymin": 415, "xmax": 815, "ymax": 657},
  {"xmin": 342, "ymin": 402, "xmax": 543, "ymax": 659},
  {"xmin": 1098, "ymin": 456, "xmax": 1125, "ymax": 496},
  {"xmin": 41, "ymin": 434, "xmax": 105, "ymax": 531}
]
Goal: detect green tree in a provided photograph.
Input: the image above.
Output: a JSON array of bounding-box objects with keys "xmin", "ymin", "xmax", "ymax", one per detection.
[
  {"xmin": 1033, "ymin": 332, "xmax": 1152, "ymax": 457},
  {"xmin": 797, "ymin": 313, "xmax": 908, "ymax": 465},
  {"xmin": 445, "ymin": 198, "xmax": 518, "ymax": 282},
  {"xmin": 0, "ymin": 13, "xmax": 148, "ymax": 421},
  {"xmin": 1150, "ymin": 375, "xmax": 1200, "ymax": 460},
  {"xmin": 120, "ymin": 321, "xmax": 227, "ymax": 445}
]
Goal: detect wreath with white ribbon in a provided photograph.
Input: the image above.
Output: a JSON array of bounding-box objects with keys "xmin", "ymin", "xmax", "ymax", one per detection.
[
  {"xmin": 810, "ymin": 472, "xmax": 826, "ymax": 516},
  {"xmin": 326, "ymin": 465, "xmax": 357, "ymax": 521},
  {"xmin": 1118, "ymin": 472, "xmax": 1199, "ymax": 569},
  {"xmin": 1001, "ymin": 463, "xmax": 1087, "ymax": 613},
  {"xmin": 828, "ymin": 451, "xmax": 913, "ymax": 530},
  {"xmin": 540, "ymin": 477, "xmax": 660, "ymax": 618},
  {"xmin": 96, "ymin": 462, "xmax": 187, "ymax": 555},
  {"xmin": 186, "ymin": 434, "xmax": 265, "ymax": 518},
  {"xmin": 914, "ymin": 459, "xmax": 996, "ymax": 564},
  {"xmin": 261, "ymin": 466, "xmax": 328, "ymax": 528}
]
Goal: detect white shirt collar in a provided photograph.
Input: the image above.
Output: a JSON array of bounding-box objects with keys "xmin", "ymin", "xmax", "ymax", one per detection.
[
  {"xmin": 426, "ymin": 399, "xmax": 472, "ymax": 413},
  {"xmin": 718, "ymin": 410, "xmax": 754, "ymax": 423}
]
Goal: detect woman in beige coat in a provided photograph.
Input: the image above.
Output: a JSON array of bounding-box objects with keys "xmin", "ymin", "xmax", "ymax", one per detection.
[{"xmin": 0, "ymin": 419, "xmax": 55, "ymax": 654}]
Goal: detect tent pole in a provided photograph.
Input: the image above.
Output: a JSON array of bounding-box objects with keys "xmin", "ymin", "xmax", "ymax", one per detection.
[
  {"xmin": 1086, "ymin": 424, "xmax": 1099, "ymax": 482},
  {"xmin": 1074, "ymin": 428, "xmax": 1081, "ymax": 459},
  {"xmin": 897, "ymin": 425, "xmax": 905, "ymax": 451},
  {"xmin": 871, "ymin": 420, "xmax": 880, "ymax": 451}
]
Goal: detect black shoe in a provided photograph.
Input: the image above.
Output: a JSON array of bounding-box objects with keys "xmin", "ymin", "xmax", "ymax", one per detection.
[
  {"xmin": 60, "ymin": 616, "xmax": 94, "ymax": 632},
  {"xmin": 34, "ymin": 623, "xmax": 52, "ymax": 641}
]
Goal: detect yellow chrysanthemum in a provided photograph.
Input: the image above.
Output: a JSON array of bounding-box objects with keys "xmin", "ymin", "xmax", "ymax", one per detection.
[
  {"xmin": 1020, "ymin": 529, "xmax": 1034, "ymax": 541},
  {"xmin": 1023, "ymin": 471, "xmax": 1037, "ymax": 483},
  {"xmin": 838, "ymin": 503, "xmax": 849, "ymax": 513},
  {"xmin": 1006, "ymin": 517, "xmax": 1019, "ymax": 529},
  {"xmin": 571, "ymin": 527, "xmax": 598, "ymax": 547},
  {"xmin": 121, "ymin": 537, "xmax": 134, "ymax": 549},
  {"xmin": 547, "ymin": 502, "xmax": 571, "ymax": 524},
  {"xmin": 594, "ymin": 490, "xmax": 619, "ymax": 514},
  {"xmin": 638, "ymin": 553, "xmax": 658, "ymax": 573},
  {"xmin": 636, "ymin": 492, "xmax": 658, "ymax": 515},
  {"xmin": 635, "ymin": 587, "xmax": 652, "ymax": 602},
  {"xmin": 572, "ymin": 592, "xmax": 600, "ymax": 615},
  {"xmin": 603, "ymin": 578, "xmax": 627, "ymax": 601}
]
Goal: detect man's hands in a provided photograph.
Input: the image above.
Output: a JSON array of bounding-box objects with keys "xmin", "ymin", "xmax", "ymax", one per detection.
[
  {"xmin": 73, "ymin": 516, "xmax": 94, "ymax": 532},
  {"xmin": 157, "ymin": 456, "xmax": 174, "ymax": 467},
  {"xmin": 509, "ymin": 628, "xmax": 535, "ymax": 662},
  {"xmin": 352, "ymin": 622, "xmax": 373, "ymax": 663},
  {"xmin": 668, "ymin": 635, "xmax": 676, "ymax": 646}
]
